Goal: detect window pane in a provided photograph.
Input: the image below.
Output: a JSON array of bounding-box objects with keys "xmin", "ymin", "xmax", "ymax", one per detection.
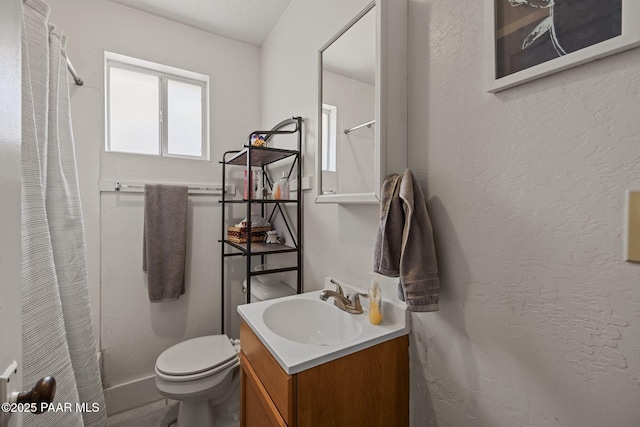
[
  {"xmin": 322, "ymin": 105, "xmax": 337, "ymax": 172},
  {"xmin": 109, "ymin": 67, "xmax": 159, "ymax": 155},
  {"xmin": 167, "ymin": 80, "xmax": 203, "ymax": 157},
  {"xmin": 322, "ymin": 110, "xmax": 330, "ymax": 170}
]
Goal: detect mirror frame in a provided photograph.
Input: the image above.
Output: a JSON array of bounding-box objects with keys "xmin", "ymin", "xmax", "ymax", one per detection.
[{"xmin": 315, "ymin": 0, "xmax": 407, "ymax": 204}]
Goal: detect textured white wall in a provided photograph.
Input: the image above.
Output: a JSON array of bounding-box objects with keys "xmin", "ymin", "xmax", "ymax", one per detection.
[
  {"xmin": 264, "ymin": 0, "xmax": 640, "ymax": 426},
  {"xmin": 410, "ymin": 1, "xmax": 640, "ymax": 425}
]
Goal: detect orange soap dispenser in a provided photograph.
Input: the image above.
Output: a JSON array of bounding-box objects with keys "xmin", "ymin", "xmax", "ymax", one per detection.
[{"xmin": 368, "ymin": 278, "xmax": 383, "ymax": 325}]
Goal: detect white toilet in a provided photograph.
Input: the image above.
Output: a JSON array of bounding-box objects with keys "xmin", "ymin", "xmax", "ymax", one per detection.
[
  {"xmin": 155, "ymin": 272, "xmax": 295, "ymax": 427},
  {"xmin": 155, "ymin": 335, "xmax": 241, "ymax": 427}
]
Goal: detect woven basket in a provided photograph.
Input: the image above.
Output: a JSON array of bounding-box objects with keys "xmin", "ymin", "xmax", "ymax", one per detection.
[{"xmin": 227, "ymin": 225, "xmax": 271, "ymax": 243}]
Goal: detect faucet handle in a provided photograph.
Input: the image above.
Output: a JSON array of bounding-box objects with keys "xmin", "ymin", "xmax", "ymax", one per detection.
[
  {"xmin": 330, "ymin": 279, "xmax": 345, "ymax": 296},
  {"xmin": 351, "ymin": 292, "xmax": 368, "ymax": 311}
]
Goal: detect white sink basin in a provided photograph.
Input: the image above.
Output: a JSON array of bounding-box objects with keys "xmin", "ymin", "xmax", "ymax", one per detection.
[
  {"xmin": 238, "ymin": 277, "xmax": 409, "ymax": 374},
  {"xmin": 262, "ymin": 299, "xmax": 362, "ymax": 346}
]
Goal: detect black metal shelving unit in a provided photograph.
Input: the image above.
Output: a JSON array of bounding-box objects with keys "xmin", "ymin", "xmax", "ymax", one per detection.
[{"xmin": 219, "ymin": 116, "xmax": 303, "ymax": 333}]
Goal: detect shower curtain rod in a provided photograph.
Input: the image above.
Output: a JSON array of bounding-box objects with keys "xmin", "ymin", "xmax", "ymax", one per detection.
[{"xmin": 66, "ymin": 57, "xmax": 83, "ymax": 86}]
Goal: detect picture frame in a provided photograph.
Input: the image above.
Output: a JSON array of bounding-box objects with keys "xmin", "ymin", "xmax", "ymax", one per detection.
[{"xmin": 486, "ymin": 0, "xmax": 640, "ymax": 93}]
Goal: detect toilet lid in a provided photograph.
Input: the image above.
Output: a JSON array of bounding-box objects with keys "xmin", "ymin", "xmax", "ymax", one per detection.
[
  {"xmin": 242, "ymin": 278, "xmax": 296, "ymax": 301},
  {"xmin": 156, "ymin": 335, "xmax": 237, "ymax": 376}
]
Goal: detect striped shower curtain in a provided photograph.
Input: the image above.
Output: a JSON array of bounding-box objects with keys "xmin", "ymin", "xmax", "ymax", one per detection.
[{"xmin": 21, "ymin": 0, "xmax": 106, "ymax": 425}]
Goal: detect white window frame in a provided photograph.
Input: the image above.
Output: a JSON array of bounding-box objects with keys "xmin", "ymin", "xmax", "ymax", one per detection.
[
  {"xmin": 322, "ymin": 103, "xmax": 337, "ymax": 172},
  {"xmin": 105, "ymin": 51, "xmax": 210, "ymax": 160}
]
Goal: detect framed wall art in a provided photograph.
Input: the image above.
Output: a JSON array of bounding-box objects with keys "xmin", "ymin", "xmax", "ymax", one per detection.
[{"xmin": 486, "ymin": 0, "xmax": 640, "ymax": 92}]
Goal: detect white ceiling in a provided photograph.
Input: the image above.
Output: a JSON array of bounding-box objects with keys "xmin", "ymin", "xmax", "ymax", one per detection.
[{"xmin": 110, "ymin": 0, "xmax": 293, "ymax": 47}]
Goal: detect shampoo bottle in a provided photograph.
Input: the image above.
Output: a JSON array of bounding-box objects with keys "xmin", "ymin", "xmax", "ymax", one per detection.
[{"xmin": 368, "ymin": 278, "xmax": 383, "ymax": 325}]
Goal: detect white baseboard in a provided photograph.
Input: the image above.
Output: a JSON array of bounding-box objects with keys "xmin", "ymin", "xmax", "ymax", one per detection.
[{"xmin": 104, "ymin": 375, "xmax": 162, "ymax": 416}]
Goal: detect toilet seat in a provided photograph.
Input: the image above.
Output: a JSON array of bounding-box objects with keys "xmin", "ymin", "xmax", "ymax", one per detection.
[
  {"xmin": 156, "ymin": 335, "xmax": 238, "ymax": 382},
  {"xmin": 156, "ymin": 356, "xmax": 239, "ymax": 382}
]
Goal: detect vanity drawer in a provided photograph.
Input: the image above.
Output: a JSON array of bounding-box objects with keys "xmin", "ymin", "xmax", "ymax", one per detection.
[
  {"xmin": 240, "ymin": 321, "xmax": 296, "ymax": 425},
  {"xmin": 241, "ymin": 352, "xmax": 286, "ymax": 427}
]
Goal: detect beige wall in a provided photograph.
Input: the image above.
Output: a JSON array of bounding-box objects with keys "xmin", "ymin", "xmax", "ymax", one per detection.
[{"xmin": 263, "ymin": 0, "xmax": 640, "ymax": 426}]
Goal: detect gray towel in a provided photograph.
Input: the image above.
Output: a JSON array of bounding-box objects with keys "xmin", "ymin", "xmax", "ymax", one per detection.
[
  {"xmin": 374, "ymin": 169, "xmax": 440, "ymax": 312},
  {"xmin": 143, "ymin": 184, "xmax": 188, "ymax": 302}
]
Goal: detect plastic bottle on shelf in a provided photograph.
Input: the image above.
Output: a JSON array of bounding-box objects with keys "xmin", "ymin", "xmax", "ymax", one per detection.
[
  {"xmin": 272, "ymin": 180, "xmax": 281, "ymax": 200},
  {"xmin": 254, "ymin": 171, "xmax": 263, "ymax": 199},
  {"xmin": 243, "ymin": 170, "xmax": 253, "ymax": 199},
  {"xmin": 280, "ymin": 172, "xmax": 290, "ymax": 200}
]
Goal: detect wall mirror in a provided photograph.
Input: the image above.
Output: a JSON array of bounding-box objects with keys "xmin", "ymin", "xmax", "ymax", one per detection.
[{"xmin": 316, "ymin": 0, "xmax": 407, "ymax": 204}]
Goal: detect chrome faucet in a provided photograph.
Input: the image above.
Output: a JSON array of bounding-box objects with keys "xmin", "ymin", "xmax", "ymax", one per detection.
[{"xmin": 320, "ymin": 280, "xmax": 367, "ymax": 314}]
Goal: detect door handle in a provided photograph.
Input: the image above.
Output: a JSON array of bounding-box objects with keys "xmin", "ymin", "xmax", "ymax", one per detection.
[{"xmin": 10, "ymin": 376, "xmax": 56, "ymax": 414}]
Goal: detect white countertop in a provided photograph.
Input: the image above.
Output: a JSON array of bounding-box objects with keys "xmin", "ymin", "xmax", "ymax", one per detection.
[{"xmin": 237, "ymin": 277, "xmax": 410, "ymax": 374}]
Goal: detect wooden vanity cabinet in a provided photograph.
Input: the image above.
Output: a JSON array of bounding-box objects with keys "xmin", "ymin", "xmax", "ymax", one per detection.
[{"xmin": 240, "ymin": 321, "xmax": 409, "ymax": 427}]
